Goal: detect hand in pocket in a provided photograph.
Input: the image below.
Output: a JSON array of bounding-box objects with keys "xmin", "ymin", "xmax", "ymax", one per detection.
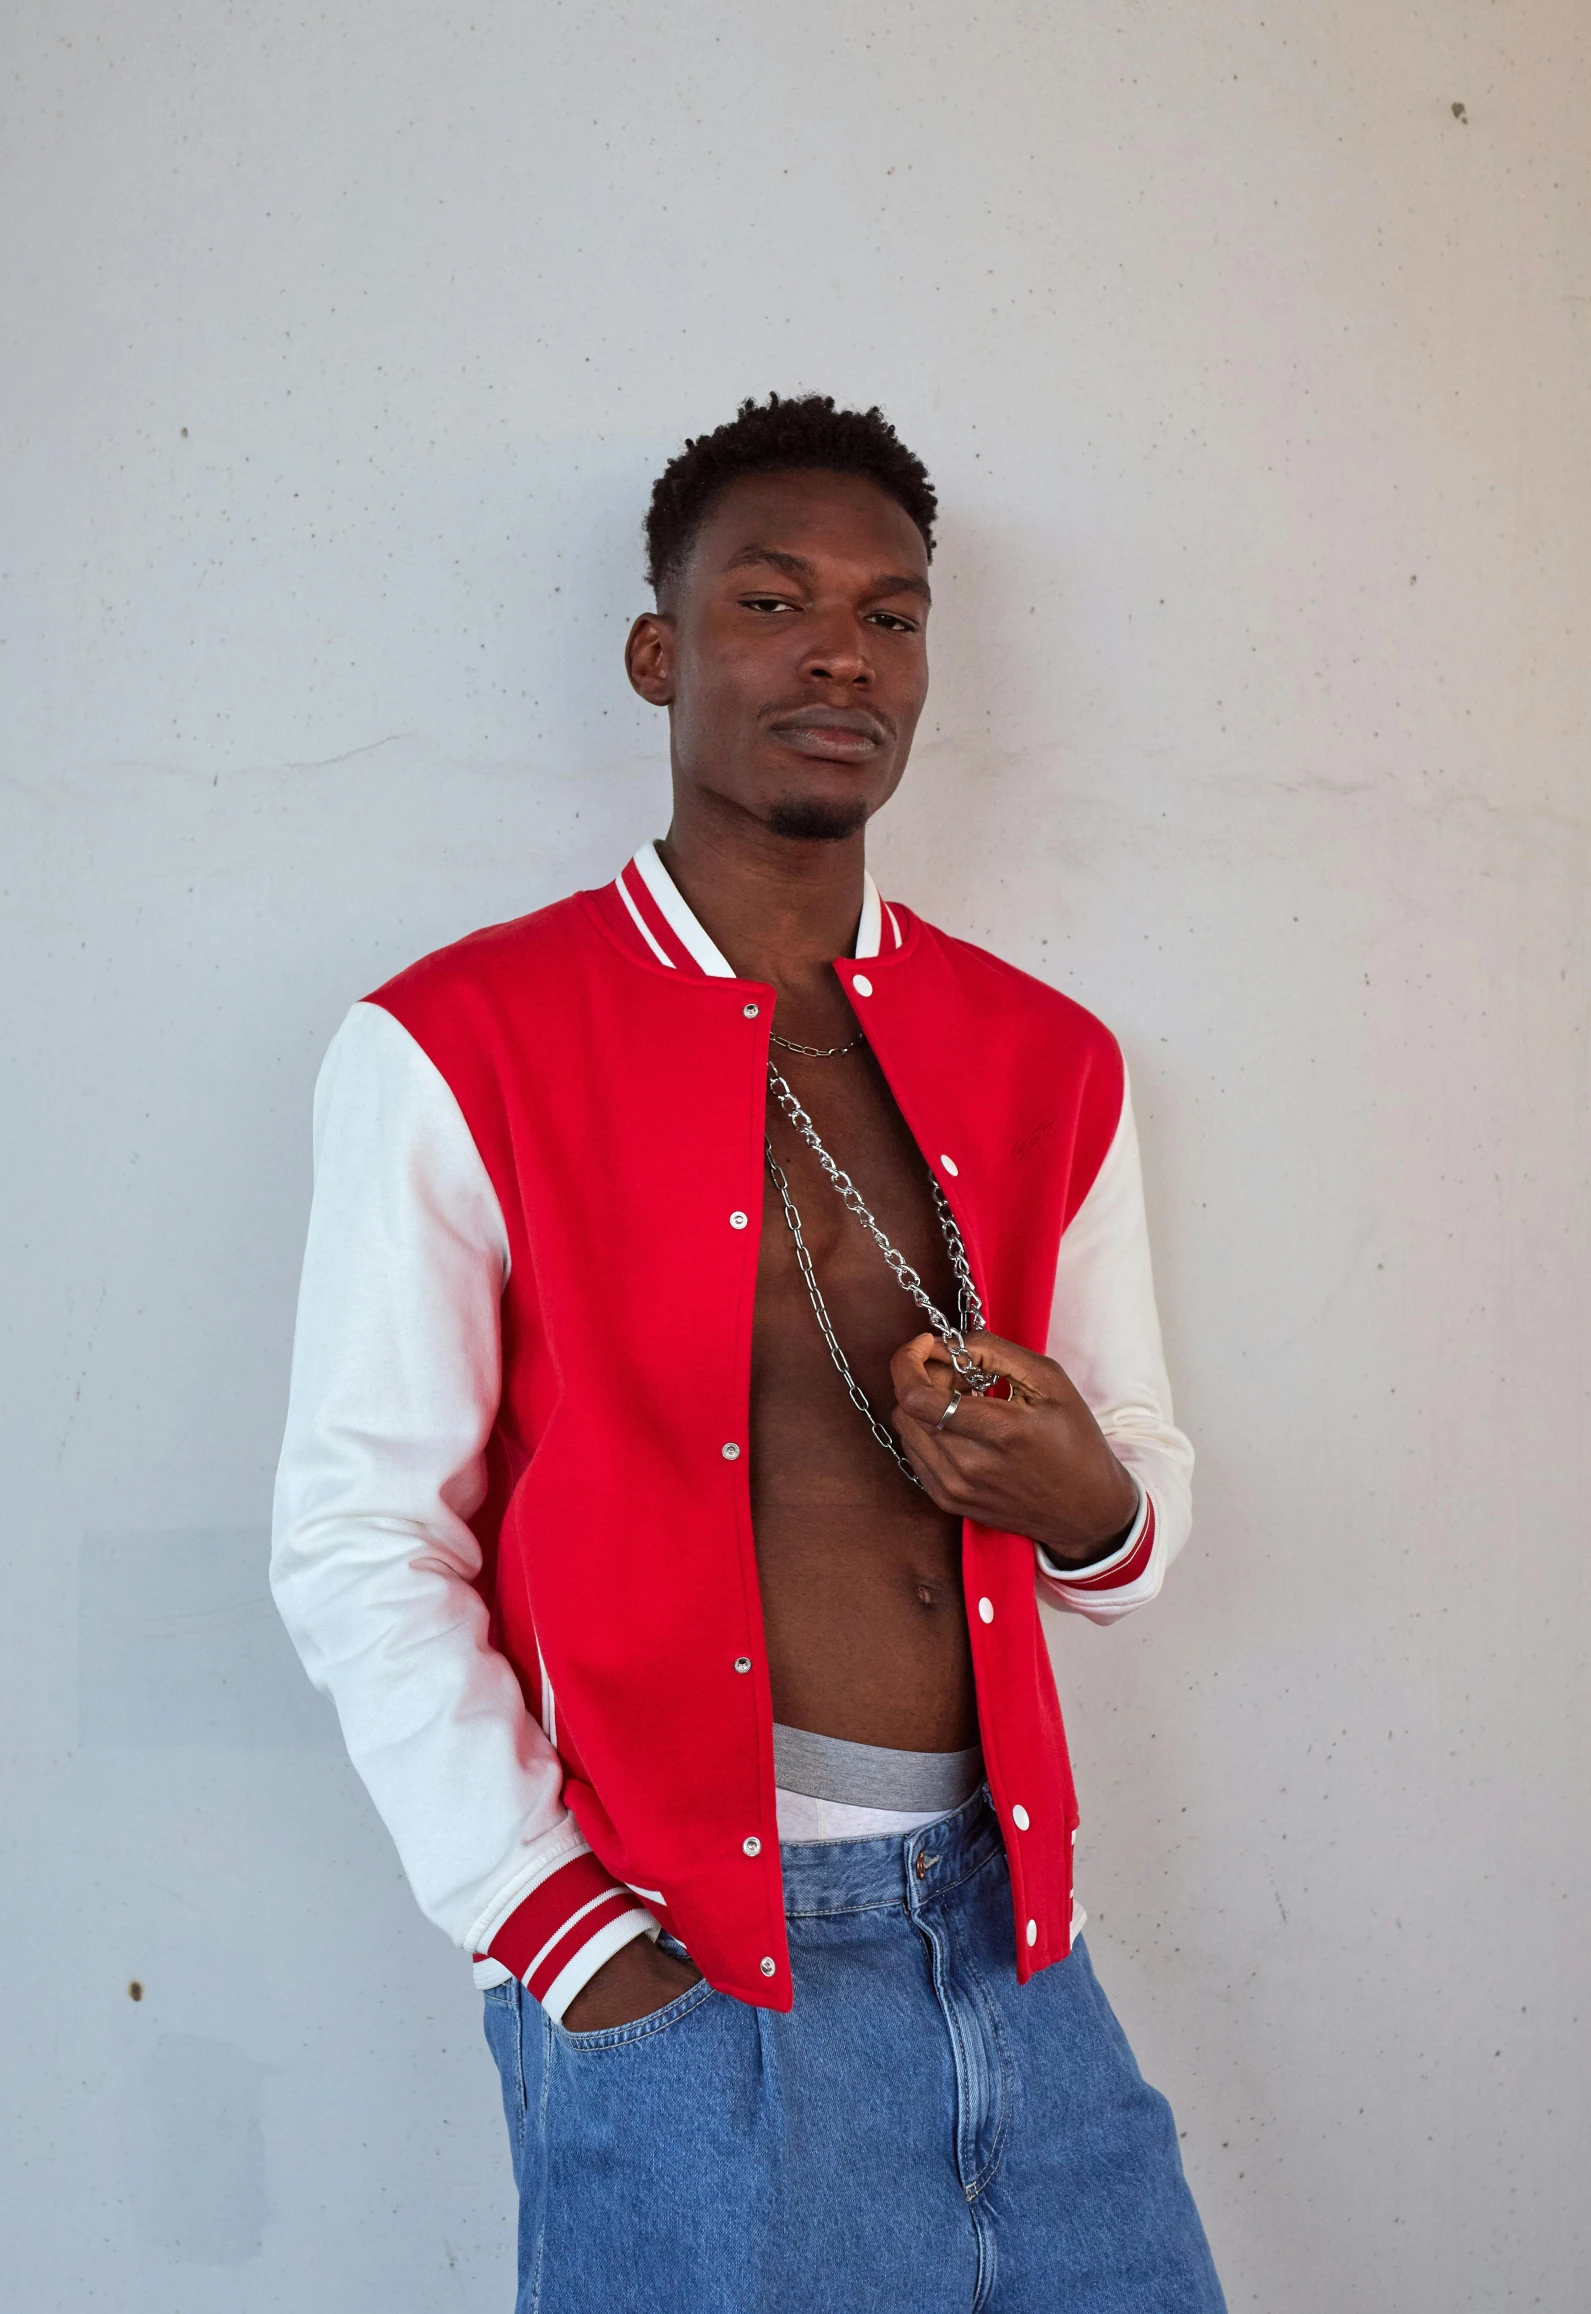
[{"xmin": 560, "ymin": 1936, "xmax": 703, "ymax": 2032}]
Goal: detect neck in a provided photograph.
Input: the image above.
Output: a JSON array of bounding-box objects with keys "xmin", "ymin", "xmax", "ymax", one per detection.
[{"xmin": 656, "ymin": 789, "xmax": 867, "ymax": 1002}]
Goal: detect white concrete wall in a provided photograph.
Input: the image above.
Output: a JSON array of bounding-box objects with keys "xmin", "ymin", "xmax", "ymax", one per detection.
[{"xmin": 3, "ymin": 4, "xmax": 1586, "ymax": 2306}]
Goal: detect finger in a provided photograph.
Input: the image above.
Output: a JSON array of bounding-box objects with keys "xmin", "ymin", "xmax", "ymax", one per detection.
[
  {"xmin": 890, "ymin": 1410, "xmax": 971, "ymax": 1509},
  {"xmin": 899, "ymin": 1381, "xmax": 1028, "ymax": 1453},
  {"xmin": 958, "ymin": 1331, "xmax": 1068, "ymax": 1403},
  {"xmin": 894, "ymin": 1368, "xmax": 966, "ymax": 1427},
  {"xmin": 889, "ymin": 1331, "xmax": 956, "ymax": 1397},
  {"xmin": 892, "ymin": 1404, "xmax": 1016, "ymax": 1500},
  {"xmin": 893, "ymin": 1415, "xmax": 1024, "ymax": 1525},
  {"xmin": 890, "ymin": 1333, "xmax": 962, "ymax": 1425},
  {"xmin": 892, "ymin": 1334, "xmax": 1037, "ymax": 1446}
]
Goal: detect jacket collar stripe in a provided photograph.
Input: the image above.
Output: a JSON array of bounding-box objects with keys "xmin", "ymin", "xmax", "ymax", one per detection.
[
  {"xmin": 619, "ymin": 854, "xmax": 704, "ymax": 972},
  {"xmin": 632, "ymin": 842, "xmax": 735, "ymax": 978},
  {"xmin": 611, "ymin": 846, "xmax": 890, "ymax": 974},
  {"xmin": 613, "ymin": 862, "xmax": 679, "ymax": 968},
  {"xmin": 856, "ymin": 874, "xmax": 882, "ymax": 960}
]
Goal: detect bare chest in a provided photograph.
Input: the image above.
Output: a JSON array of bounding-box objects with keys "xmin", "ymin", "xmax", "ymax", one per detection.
[{"xmin": 750, "ymin": 1051, "xmax": 961, "ymax": 1500}]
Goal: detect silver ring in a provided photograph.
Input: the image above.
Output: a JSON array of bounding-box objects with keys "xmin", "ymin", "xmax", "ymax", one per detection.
[{"xmin": 935, "ymin": 1394, "xmax": 963, "ymax": 1432}]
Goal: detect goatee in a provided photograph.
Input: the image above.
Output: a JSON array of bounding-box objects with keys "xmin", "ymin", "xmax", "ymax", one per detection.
[{"xmin": 765, "ymin": 795, "xmax": 869, "ymax": 842}]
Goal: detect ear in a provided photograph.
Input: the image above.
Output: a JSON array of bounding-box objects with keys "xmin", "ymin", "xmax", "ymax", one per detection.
[{"xmin": 625, "ymin": 611, "xmax": 676, "ymax": 706}]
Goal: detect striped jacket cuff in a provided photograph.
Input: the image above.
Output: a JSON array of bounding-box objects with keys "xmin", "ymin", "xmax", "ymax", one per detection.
[
  {"xmin": 476, "ymin": 1851, "xmax": 658, "ymax": 2023},
  {"xmin": 1037, "ymin": 1492, "xmax": 1157, "ymax": 1592}
]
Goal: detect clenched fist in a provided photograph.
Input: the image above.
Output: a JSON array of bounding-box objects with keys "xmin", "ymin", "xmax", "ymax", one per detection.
[{"xmin": 890, "ymin": 1331, "xmax": 1139, "ymax": 1566}]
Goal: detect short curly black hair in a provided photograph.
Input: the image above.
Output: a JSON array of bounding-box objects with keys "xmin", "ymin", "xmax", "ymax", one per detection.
[{"xmin": 644, "ymin": 393, "xmax": 937, "ymax": 597}]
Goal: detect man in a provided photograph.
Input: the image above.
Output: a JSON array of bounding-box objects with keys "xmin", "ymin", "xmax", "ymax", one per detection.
[{"xmin": 273, "ymin": 393, "xmax": 1225, "ymax": 2311}]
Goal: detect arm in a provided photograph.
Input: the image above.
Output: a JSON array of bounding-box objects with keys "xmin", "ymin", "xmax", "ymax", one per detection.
[
  {"xmin": 270, "ymin": 1002, "xmax": 664, "ymax": 2020},
  {"xmin": 889, "ymin": 1067, "xmax": 1193, "ymax": 1624},
  {"xmin": 1036, "ymin": 1065, "xmax": 1192, "ymax": 1620}
]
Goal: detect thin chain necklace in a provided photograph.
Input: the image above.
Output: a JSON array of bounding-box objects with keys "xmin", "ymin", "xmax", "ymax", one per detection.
[
  {"xmin": 764, "ymin": 1061, "xmax": 993, "ymax": 1488},
  {"xmin": 767, "ymin": 1028, "xmax": 865, "ymax": 1057}
]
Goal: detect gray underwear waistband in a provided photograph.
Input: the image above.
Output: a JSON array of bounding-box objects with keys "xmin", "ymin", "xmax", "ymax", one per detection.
[{"xmin": 772, "ymin": 1722, "xmax": 985, "ymax": 1812}]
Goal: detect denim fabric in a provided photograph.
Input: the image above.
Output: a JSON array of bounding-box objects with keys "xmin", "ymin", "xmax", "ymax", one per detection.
[{"xmin": 482, "ymin": 1789, "xmax": 1225, "ymax": 2313}]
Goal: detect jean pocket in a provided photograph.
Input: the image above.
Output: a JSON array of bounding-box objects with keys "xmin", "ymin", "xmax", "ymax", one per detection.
[{"xmin": 551, "ymin": 1974, "xmax": 718, "ymax": 2053}]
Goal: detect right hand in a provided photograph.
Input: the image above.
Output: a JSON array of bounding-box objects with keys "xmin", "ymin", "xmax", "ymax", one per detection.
[{"xmin": 559, "ymin": 1934, "xmax": 703, "ymax": 2032}]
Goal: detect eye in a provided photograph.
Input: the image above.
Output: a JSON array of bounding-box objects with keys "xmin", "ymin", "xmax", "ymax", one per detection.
[
  {"xmin": 867, "ymin": 611, "xmax": 920, "ymax": 633},
  {"xmin": 739, "ymin": 594, "xmax": 800, "ymax": 614}
]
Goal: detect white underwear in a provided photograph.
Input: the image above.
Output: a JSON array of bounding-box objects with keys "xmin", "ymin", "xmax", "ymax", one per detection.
[{"xmin": 772, "ymin": 1721, "xmax": 986, "ymax": 1845}]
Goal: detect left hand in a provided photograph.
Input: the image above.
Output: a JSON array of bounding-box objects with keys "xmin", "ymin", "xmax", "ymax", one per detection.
[{"xmin": 890, "ymin": 1331, "xmax": 1140, "ymax": 1566}]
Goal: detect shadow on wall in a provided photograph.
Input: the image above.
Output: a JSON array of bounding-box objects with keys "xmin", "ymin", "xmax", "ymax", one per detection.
[
  {"xmin": 78, "ymin": 1530, "xmax": 340, "ymax": 1751},
  {"xmin": 120, "ymin": 2030, "xmax": 271, "ymax": 2265},
  {"xmin": 81, "ymin": 1533, "xmax": 339, "ymax": 2264}
]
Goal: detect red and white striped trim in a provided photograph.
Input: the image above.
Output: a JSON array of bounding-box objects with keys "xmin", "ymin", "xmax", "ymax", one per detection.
[
  {"xmin": 477, "ymin": 1850, "xmax": 657, "ymax": 2011},
  {"xmin": 614, "ymin": 855, "xmax": 703, "ymax": 973},
  {"xmin": 612, "ymin": 845, "xmax": 894, "ymax": 976},
  {"xmin": 1053, "ymin": 1496, "xmax": 1158, "ymax": 1591}
]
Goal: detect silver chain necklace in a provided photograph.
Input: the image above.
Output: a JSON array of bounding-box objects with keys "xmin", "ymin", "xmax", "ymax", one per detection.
[
  {"xmin": 764, "ymin": 1061, "xmax": 993, "ymax": 1488},
  {"xmin": 768, "ymin": 1028, "xmax": 865, "ymax": 1058}
]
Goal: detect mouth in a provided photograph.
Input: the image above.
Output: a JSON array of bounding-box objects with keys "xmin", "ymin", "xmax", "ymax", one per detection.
[{"xmin": 766, "ymin": 706, "xmax": 890, "ymax": 762}]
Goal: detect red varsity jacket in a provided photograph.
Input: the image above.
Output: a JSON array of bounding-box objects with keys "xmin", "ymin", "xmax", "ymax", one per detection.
[{"xmin": 272, "ymin": 845, "xmax": 1191, "ymax": 2018}]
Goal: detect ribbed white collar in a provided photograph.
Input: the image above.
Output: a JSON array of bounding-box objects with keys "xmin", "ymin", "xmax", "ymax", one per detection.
[{"xmin": 629, "ymin": 841, "xmax": 884, "ymax": 978}]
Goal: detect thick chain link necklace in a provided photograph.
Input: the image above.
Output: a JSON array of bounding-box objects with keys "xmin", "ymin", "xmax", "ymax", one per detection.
[{"xmin": 764, "ymin": 1060, "xmax": 993, "ymax": 1488}]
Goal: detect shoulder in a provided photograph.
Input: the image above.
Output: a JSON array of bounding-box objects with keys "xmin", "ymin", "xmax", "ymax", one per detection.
[
  {"xmin": 366, "ymin": 889, "xmax": 593, "ymax": 1016},
  {"xmin": 356, "ymin": 890, "xmax": 607, "ymax": 1115},
  {"xmin": 904, "ymin": 910, "xmax": 1123, "ymax": 1070}
]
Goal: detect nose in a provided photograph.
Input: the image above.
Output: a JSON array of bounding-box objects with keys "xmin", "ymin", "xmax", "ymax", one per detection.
[{"xmin": 801, "ymin": 610, "xmax": 872, "ymax": 688}]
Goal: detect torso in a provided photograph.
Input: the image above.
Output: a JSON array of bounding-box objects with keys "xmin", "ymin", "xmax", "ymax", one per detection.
[{"xmin": 750, "ymin": 1033, "xmax": 978, "ymax": 1753}]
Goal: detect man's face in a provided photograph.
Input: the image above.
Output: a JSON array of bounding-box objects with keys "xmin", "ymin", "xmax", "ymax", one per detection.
[{"xmin": 626, "ymin": 467, "xmax": 931, "ymax": 841}]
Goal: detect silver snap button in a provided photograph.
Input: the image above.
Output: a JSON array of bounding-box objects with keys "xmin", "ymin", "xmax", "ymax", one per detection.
[
  {"xmin": 1011, "ymin": 1803, "xmax": 1030, "ymax": 1831},
  {"xmin": 722, "ymin": 1442, "xmax": 741, "ymax": 1461},
  {"xmin": 729, "ymin": 1210, "xmax": 749, "ymax": 1229},
  {"xmin": 733, "ymin": 1656, "xmax": 752, "ymax": 1674},
  {"xmin": 742, "ymin": 1835, "xmax": 762, "ymax": 1857},
  {"xmin": 852, "ymin": 974, "xmax": 873, "ymax": 997},
  {"xmin": 940, "ymin": 1153, "xmax": 959, "ymax": 1177},
  {"xmin": 743, "ymin": 1002, "xmax": 760, "ymax": 1019},
  {"xmin": 759, "ymin": 1956, "xmax": 777, "ymax": 1977},
  {"xmin": 977, "ymin": 1596, "xmax": 994, "ymax": 1623},
  {"xmin": 1026, "ymin": 1918, "xmax": 1038, "ymax": 1948}
]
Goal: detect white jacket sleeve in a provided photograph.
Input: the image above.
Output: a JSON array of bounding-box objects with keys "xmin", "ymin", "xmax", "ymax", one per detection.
[
  {"xmin": 1035, "ymin": 1067, "xmax": 1195, "ymax": 1624},
  {"xmin": 270, "ymin": 1002, "xmax": 654, "ymax": 2014}
]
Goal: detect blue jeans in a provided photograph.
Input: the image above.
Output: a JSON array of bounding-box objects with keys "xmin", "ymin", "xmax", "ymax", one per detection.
[{"xmin": 482, "ymin": 1790, "xmax": 1225, "ymax": 2312}]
